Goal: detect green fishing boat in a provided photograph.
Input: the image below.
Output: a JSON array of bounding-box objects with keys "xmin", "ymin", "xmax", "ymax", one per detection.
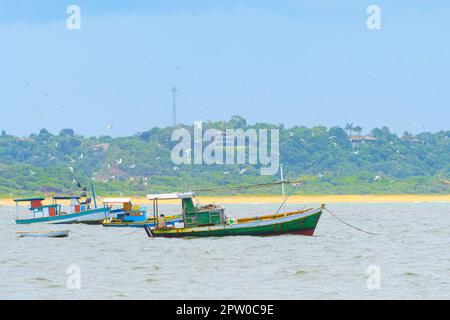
[{"xmin": 144, "ymin": 192, "xmax": 323, "ymax": 238}]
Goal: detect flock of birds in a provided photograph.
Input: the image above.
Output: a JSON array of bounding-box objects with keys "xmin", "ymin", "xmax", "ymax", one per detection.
[
  {"xmin": 21, "ymin": 56, "xmax": 445, "ymax": 187},
  {"xmin": 27, "ymin": 137, "xmax": 259, "ymax": 187},
  {"xmin": 26, "ymin": 54, "xmax": 438, "ymax": 137},
  {"xmin": 25, "ymin": 118, "xmax": 448, "ymax": 187},
  {"xmin": 27, "ymin": 131, "xmax": 397, "ymax": 187}
]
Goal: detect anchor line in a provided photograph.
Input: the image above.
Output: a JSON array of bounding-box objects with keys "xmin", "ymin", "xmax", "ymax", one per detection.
[{"xmin": 323, "ymin": 207, "xmax": 379, "ymax": 236}]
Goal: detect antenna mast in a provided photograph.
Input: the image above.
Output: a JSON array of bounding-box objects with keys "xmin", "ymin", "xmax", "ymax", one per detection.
[{"xmin": 172, "ymin": 86, "xmax": 177, "ymax": 127}]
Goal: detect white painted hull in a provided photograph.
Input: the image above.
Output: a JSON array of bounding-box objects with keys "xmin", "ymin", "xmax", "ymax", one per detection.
[
  {"xmin": 16, "ymin": 208, "xmax": 112, "ymax": 225},
  {"xmin": 16, "ymin": 230, "xmax": 70, "ymax": 238},
  {"xmin": 52, "ymin": 210, "xmax": 110, "ymax": 224}
]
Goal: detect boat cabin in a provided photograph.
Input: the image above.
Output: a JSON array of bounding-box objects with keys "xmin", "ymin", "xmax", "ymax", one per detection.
[
  {"xmin": 52, "ymin": 196, "xmax": 91, "ymax": 214},
  {"xmin": 146, "ymin": 192, "xmax": 225, "ymax": 229},
  {"xmin": 103, "ymin": 198, "xmax": 148, "ymax": 222}
]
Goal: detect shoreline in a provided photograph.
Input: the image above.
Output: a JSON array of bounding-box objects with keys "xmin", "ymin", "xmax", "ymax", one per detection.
[{"xmin": 1, "ymin": 194, "xmax": 449, "ymax": 206}]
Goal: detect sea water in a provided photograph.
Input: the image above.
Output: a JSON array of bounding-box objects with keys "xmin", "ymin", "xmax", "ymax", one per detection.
[{"xmin": 0, "ymin": 203, "xmax": 449, "ymax": 299}]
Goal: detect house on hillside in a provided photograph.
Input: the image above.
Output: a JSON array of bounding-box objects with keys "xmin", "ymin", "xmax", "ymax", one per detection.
[
  {"xmin": 16, "ymin": 137, "xmax": 35, "ymax": 143},
  {"xmin": 92, "ymin": 143, "xmax": 110, "ymax": 152},
  {"xmin": 348, "ymin": 135, "xmax": 378, "ymax": 147},
  {"xmin": 400, "ymin": 136, "xmax": 422, "ymax": 143}
]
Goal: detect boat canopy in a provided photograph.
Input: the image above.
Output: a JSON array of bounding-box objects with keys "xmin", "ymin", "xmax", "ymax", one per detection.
[
  {"xmin": 53, "ymin": 196, "xmax": 81, "ymax": 200},
  {"xmin": 14, "ymin": 197, "xmax": 45, "ymax": 203},
  {"xmin": 146, "ymin": 192, "xmax": 196, "ymax": 200},
  {"xmin": 102, "ymin": 198, "xmax": 131, "ymax": 204}
]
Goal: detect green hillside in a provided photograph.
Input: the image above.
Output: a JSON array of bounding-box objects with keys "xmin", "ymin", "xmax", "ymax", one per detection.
[{"xmin": 1, "ymin": 116, "xmax": 449, "ymax": 197}]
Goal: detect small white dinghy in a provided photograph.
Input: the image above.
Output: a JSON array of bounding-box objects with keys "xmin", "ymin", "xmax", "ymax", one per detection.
[{"xmin": 16, "ymin": 230, "xmax": 70, "ymax": 238}]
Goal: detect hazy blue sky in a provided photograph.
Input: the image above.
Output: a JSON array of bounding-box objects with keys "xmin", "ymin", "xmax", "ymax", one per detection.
[{"xmin": 0, "ymin": 1, "xmax": 449, "ymax": 137}]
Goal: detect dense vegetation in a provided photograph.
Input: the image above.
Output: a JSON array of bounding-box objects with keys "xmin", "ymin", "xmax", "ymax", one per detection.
[{"xmin": 0, "ymin": 116, "xmax": 449, "ymax": 197}]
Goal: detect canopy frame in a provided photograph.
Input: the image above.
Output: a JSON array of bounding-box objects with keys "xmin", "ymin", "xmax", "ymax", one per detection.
[
  {"xmin": 146, "ymin": 192, "xmax": 196, "ymax": 229},
  {"xmin": 14, "ymin": 198, "xmax": 45, "ymax": 220},
  {"xmin": 102, "ymin": 198, "xmax": 132, "ymax": 204}
]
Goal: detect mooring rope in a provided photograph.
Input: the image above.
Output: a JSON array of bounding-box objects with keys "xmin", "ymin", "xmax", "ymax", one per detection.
[
  {"xmin": 191, "ymin": 180, "xmax": 378, "ymax": 236},
  {"xmin": 323, "ymin": 207, "xmax": 379, "ymax": 236}
]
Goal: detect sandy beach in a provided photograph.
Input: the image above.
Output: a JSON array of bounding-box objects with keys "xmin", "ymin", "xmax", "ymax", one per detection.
[{"xmin": 1, "ymin": 194, "xmax": 449, "ymax": 206}]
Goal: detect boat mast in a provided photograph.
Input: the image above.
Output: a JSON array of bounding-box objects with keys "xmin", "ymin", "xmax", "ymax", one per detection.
[
  {"xmin": 280, "ymin": 164, "xmax": 285, "ymax": 197},
  {"xmin": 172, "ymin": 86, "xmax": 177, "ymax": 127},
  {"xmin": 153, "ymin": 199, "xmax": 158, "ymax": 229},
  {"xmin": 90, "ymin": 177, "xmax": 98, "ymax": 209}
]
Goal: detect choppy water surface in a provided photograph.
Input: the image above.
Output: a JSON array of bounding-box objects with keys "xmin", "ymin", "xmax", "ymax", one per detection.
[{"xmin": 1, "ymin": 202, "xmax": 449, "ymax": 299}]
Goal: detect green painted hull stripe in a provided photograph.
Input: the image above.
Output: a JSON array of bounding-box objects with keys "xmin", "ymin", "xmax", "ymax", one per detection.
[{"xmin": 152, "ymin": 209, "xmax": 322, "ymax": 237}]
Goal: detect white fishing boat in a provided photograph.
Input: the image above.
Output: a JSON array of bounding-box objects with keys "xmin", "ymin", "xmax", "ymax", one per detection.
[
  {"xmin": 14, "ymin": 179, "xmax": 111, "ymax": 225},
  {"xmin": 16, "ymin": 230, "xmax": 70, "ymax": 238},
  {"xmin": 14, "ymin": 197, "xmax": 110, "ymax": 225}
]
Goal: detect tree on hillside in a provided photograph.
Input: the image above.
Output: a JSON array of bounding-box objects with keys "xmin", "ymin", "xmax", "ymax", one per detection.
[
  {"xmin": 371, "ymin": 127, "xmax": 397, "ymax": 141},
  {"xmin": 38, "ymin": 129, "xmax": 52, "ymax": 141},
  {"xmin": 60, "ymin": 128, "xmax": 75, "ymax": 137},
  {"xmin": 345, "ymin": 123, "xmax": 354, "ymax": 135},
  {"xmin": 354, "ymin": 126, "xmax": 363, "ymax": 136},
  {"xmin": 328, "ymin": 126, "xmax": 350, "ymax": 146},
  {"xmin": 229, "ymin": 115, "xmax": 247, "ymax": 129}
]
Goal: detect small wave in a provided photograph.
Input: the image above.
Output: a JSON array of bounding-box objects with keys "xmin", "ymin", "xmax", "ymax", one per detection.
[
  {"xmin": 295, "ymin": 270, "xmax": 308, "ymax": 276},
  {"xmin": 34, "ymin": 277, "xmax": 52, "ymax": 283},
  {"xmin": 132, "ymin": 266, "xmax": 147, "ymax": 271}
]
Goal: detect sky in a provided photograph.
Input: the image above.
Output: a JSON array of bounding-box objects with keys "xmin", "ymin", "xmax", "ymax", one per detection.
[{"xmin": 0, "ymin": 0, "xmax": 449, "ymax": 137}]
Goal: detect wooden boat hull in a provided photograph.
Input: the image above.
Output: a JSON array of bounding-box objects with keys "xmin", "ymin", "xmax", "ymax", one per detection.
[
  {"xmin": 147, "ymin": 207, "xmax": 322, "ymax": 238},
  {"xmin": 15, "ymin": 208, "xmax": 110, "ymax": 225},
  {"xmin": 16, "ymin": 230, "xmax": 70, "ymax": 238}
]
